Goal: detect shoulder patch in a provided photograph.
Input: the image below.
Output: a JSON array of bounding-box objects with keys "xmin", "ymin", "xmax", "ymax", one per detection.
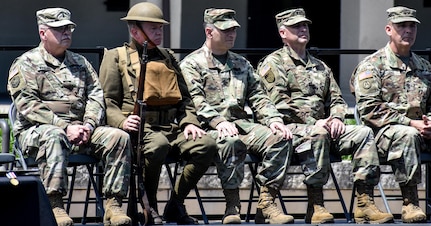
[
  {"xmin": 8, "ymin": 71, "xmax": 26, "ymax": 95},
  {"xmin": 260, "ymin": 64, "xmax": 275, "ymax": 83},
  {"xmin": 358, "ymin": 70, "xmax": 373, "ymax": 81}
]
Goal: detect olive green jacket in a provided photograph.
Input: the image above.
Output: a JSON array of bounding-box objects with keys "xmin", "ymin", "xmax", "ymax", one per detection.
[{"xmin": 99, "ymin": 40, "xmax": 201, "ymax": 130}]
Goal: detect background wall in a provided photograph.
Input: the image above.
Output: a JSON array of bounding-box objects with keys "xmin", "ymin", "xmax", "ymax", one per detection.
[{"xmin": 1, "ymin": 0, "xmax": 430, "ymax": 108}]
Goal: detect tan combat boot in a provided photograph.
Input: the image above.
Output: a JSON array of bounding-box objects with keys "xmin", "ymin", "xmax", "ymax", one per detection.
[
  {"xmin": 354, "ymin": 184, "xmax": 393, "ymax": 224},
  {"xmin": 222, "ymin": 188, "xmax": 241, "ymax": 224},
  {"xmin": 48, "ymin": 194, "xmax": 74, "ymax": 226},
  {"xmin": 104, "ymin": 196, "xmax": 132, "ymax": 226},
  {"xmin": 255, "ymin": 186, "xmax": 294, "ymax": 224},
  {"xmin": 400, "ymin": 185, "xmax": 427, "ymax": 223},
  {"xmin": 304, "ymin": 186, "xmax": 334, "ymax": 224}
]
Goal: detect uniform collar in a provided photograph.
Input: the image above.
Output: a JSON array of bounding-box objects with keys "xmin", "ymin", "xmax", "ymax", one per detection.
[
  {"xmin": 38, "ymin": 42, "xmax": 69, "ymax": 67},
  {"xmin": 383, "ymin": 43, "xmax": 424, "ymax": 71},
  {"xmin": 283, "ymin": 45, "xmax": 317, "ymax": 68},
  {"xmin": 201, "ymin": 44, "xmax": 235, "ymax": 71}
]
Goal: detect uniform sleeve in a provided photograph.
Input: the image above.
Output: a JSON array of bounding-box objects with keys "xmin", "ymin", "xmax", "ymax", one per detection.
[
  {"xmin": 351, "ymin": 62, "xmax": 411, "ymax": 129},
  {"xmin": 180, "ymin": 57, "xmax": 227, "ymax": 129},
  {"xmin": 168, "ymin": 51, "xmax": 201, "ymax": 129},
  {"xmin": 99, "ymin": 48, "xmax": 127, "ymax": 129},
  {"xmin": 246, "ymin": 63, "xmax": 284, "ymax": 126},
  {"xmin": 82, "ymin": 57, "xmax": 106, "ymax": 128},
  {"xmin": 257, "ymin": 56, "xmax": 300, "ymax": 124},
  {"xmin": 326, "ymin": 67, "xmax": 348, "ymax": 121},
  {"xmin": 8, "ymin": 58, "xmax": 69, "ymax": 129}
]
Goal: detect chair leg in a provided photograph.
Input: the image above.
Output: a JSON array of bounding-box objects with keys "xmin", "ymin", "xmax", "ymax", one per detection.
[
  {"xmin": 245, "ymin": 161, "xmax": 259, "ymax": 222},
  {"xmin": 349, "ymin": 182, "xmax": 356, "ymax": 220},
  {"xmin": 194, "ymin": 187, "xmax": 209, "ymax": 224},
  {"xmin": 82, "ymin": 170, "xmax": 93, "ymax": 224},
  {"xmin": 426, "ymin": 162, "xmax": 430, "ymax": 216},
  {"xmin": 377, "ymin": 183, "xmax": 391, "ymax": 214},
  {"xmin": 66, "ymin": 166, "xmax": 77, "ymax": 213},
  {"xmin": 330, "ymin": 165, "xmax": 351, "ymax": 222},
  {"xmin": 81, "ymin": 164, "xmax": 105, "ymax": 224},
  {"xmin": 245, "ymin": 178, "xmax": 255, "ymax": 223},
  {"xmin": 66, "ymin": 163, "xmax": 105, "ymax": 224}
]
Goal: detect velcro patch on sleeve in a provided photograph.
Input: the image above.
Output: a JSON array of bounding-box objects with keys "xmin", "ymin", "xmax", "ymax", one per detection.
[
  {"xmin": 8, "ymin": 70, "xmax": 26, "ymax": 95},
  {"xmin": 260, "ymin": 64, "xmax": 275, "ymax": 83},
  {"xmin": 358, "ymin": 70, "xmax": 373, "ymax": 81}
]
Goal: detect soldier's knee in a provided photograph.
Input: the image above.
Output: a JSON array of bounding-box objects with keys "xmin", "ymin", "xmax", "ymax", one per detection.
[
  {"xmin": 45, "ymin": 127, "xmax": 68, "ymax": 140},
  {"xmin": 201, "ymin": 135, "xmax": 218, "ymax": 154},
  {"xmin": 148, "ymin": 132, "xmax": 170, "ymax": 148},
  {"xmin": 402, "ymin": 126, "xmax": 420, "ymax": 137}
]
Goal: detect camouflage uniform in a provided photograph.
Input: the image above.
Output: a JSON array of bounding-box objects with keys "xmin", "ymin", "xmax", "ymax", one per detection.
[
  {"xmin": 351, "ymin": 43, "xmax": 431, "ymax": 186},
  {"xmin": 7, "ymin": 43, "xmax": 131, "ymax": 197},
  {"xmin": 258, "ymin": 45, "xmax": 380, "ymax": 187},
  {"xmin": 180, "ymin": 44, "xmax": 293, "ymax": 190},
  {"xmin": 99, "ymin": 40, "xmax": 217, "ymax": 207}
]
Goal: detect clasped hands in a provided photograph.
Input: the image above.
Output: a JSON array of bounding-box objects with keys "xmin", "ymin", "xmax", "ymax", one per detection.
[
  {"xmin": 215, "ymin": 121, "xmax": 292, "ymax": 140},
  {"xmin": 410, "ymin": 115, "xmax": 431, "ymax": 139},
  {"xmin": 66, "ymin": 124, "xmax": 91, "ymax": 145},
  {"xmin": 315, "ymin": 116, "xmax": 346, "ymax": 140}
]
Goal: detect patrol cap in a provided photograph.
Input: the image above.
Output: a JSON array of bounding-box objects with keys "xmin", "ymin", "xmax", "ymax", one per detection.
[
  {"xmin": 387, "ymin": 6, "xmax": 420, "ymax": 24},
  {"xmin": 275, "ymin": 8, "xmax": 311, "ymax": 28},
  {"xmin": 36, "ymin": 8, "xmax": 76, "ymax": 27},
  {"xmin": 204, "ymin": 8, "xmax": 240, "ymax": 30},
  {"xmin": 121, "ymin": 2, "xmax": 169, "ymax": 24}
]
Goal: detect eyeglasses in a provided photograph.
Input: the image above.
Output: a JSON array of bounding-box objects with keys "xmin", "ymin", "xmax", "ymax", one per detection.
[{"xmin": 49, "ymin": 25, "xmax": 75, "ymax": 33}]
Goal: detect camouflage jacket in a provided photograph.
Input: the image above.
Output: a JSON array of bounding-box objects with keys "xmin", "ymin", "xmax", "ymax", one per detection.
[
  {"xmin": 257, "ymin": 45, "xmax": 347, "ymax": 125},
  {"xmin": 180, "ymin": 44, "xmax": 283, "ymax": 129},
  {"xmin": 350, "ymin": 43, "xmax": 431, "ymax": 130},
  {"xmin": 7, "ymin": 43, "xmax": 105, "ymax": 134},
  {"xmin": 99, "ymin": 40, "xmax": 201, "ymax": 129}
]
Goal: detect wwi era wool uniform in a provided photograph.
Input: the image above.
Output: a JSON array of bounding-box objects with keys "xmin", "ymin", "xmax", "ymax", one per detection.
[
  {"xmin": 180, "ymin": 44, "xmax": 294, "ymax": 190},
  {"xmin": 258, "ymin": 45, "xmax": 380, "ymax": 187},
  {"xmin": 351, "ymin": 43, "xmax": 431, "ymax": 186},
  {"xmin": 7, "ymin": 43, "xmax": 132, "ymax": 197},
  {"xmin": 99, "ymin": 40, "xmax": 217, "ymax": 206}
]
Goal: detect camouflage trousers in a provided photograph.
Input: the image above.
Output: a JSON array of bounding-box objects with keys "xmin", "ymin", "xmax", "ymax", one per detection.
[
  {"xmin": 208, "ymin": 119, "xmax": 292, "ymax": 190},
  {"xmin": 289, "ymin": 123, "xmax": 330, "ymax": 188},
  {"xmin": 375, "ymin": 124, "xmax": 430, "ymax": 186},
  {"xmin": 140, "ymin": 124, "xmax": 217, "ymax": 204},
  {"xmin": 18, "ymin": 124, "xmax": 132, "ymax": 197},
  {"xmin": 333, "ymin": 125, "xmax": 380, "ymax": 186}
]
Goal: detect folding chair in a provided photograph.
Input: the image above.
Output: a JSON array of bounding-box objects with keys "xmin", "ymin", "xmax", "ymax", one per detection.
[
  {"xmin": 0, "ymin": 153, "xmax": 15, "ymax": 170},
  {"xmin": 164, "ymin": 151, "xmax": 211, "ymax": 224},
  {"xmin": 8, "ymin": 103, "xmax": 104, "ymax": 224},
  {"xmin": 244, "ymin": 152, "xmax": 350, "ymax": 222}
]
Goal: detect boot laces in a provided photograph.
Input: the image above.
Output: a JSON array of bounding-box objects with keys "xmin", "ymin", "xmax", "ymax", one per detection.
[
  {"xmin": 53, "ymin": 207, "xmax": 69, "ymax": 216},
  {"xmin": 315, "ymin": 205, "xmax": 330, "ymax": 213},
  {"xmin": 110, "ymin": 205, "xmax": 125, "ymax": 215},
  {"xmin": 405, "ymin": 203, "xmax": 422, "ymax": 212},
  {"xmin": 365, "ymin": 198, "xmax": 385, "ymax": 214},
  {"xmin": 265, "ymin": 202, "xmax": 283, "ymax": 217}
]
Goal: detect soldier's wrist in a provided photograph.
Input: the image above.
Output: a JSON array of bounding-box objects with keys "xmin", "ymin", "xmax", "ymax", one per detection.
[{"xmin": 84, "ymin": 123, "xmax": 95, "ymax": 134}]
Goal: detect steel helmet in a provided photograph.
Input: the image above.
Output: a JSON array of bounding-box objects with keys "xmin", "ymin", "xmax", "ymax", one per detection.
[{"xmin": 121, "ymin": 2, "xmax": 169, "ymax": 24}]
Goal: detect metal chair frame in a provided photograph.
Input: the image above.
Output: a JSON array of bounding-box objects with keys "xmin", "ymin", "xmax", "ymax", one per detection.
[
  {"xmin": 243, "ymin": 153, "xmax": 351, "ymax": 223},
  {"xmin": 8, "ymin": 103, "xmax": 104, "ymax": 224}
]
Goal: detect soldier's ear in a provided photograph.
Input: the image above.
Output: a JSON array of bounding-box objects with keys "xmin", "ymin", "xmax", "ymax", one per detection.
[{"xmin": 205, "ymin": 27, "xmax": 213, "ymax": 38}]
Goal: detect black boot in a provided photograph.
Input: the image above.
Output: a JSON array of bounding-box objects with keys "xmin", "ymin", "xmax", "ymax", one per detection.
[{"xmin": 163, "ymin": 198, "xmax": 199, "ymax": 225}]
